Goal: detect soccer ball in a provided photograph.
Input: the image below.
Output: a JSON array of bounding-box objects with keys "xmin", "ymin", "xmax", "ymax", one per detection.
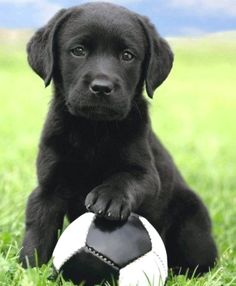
[{"xmin": 52, "ymin": 212, "xmax": 168, "ymax": 286}]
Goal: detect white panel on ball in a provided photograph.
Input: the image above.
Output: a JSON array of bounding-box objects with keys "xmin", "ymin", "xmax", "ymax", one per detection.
[
  {"xmin": 139, "ymin": 216, "xmax": 168, "ymax": 277},
  {"xmin": 119, "ymin": 250, "xmax": 167, "ymax": 286},
  {"xmin": 52, "ymin": 212, "xmax": 95, "ymax": 270}
]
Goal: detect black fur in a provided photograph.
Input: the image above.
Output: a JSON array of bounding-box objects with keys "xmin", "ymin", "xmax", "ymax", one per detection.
[{"xmin": 20, "ymin": 2, "xmax": 217, "ymax": 275}]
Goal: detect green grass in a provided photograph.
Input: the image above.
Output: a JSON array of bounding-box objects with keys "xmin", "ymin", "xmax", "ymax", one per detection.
[{"xmin": 0, "ymin": 32, "xmax": 236, "ymax": 285}]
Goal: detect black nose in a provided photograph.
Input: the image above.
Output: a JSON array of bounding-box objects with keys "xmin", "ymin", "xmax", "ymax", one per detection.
[{"xmin": 89, "ymin": 79, "xmax": 114, "ymax": 95}]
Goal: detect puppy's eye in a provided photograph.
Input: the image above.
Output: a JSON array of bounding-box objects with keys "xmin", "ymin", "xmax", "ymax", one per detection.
[
  {"xmin": 121, "ymin": 50, "xmax": 135, "ymax": 62},
  {"xmin": 70, "ymin": 46, "xmax": 87, "ymax": 57}
]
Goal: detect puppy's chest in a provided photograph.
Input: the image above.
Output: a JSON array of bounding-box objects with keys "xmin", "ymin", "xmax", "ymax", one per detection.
[{"xmin": 67, "ymin": 129, "xmax": 121, "ymax": 172}]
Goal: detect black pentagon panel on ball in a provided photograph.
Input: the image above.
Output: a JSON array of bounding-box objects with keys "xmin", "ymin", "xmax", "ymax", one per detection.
[
  {"xmin": 86, "ymin": 213, "xmax": 152, "ymax": 268},
  {"xmin": 60, "ymin": 246, "xmax": 119, "ymax": 286}
]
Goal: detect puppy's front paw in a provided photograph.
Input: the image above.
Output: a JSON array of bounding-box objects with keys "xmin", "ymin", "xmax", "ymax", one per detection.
[{"xmin": 85, "ymin": 184, "xmax": 131, "ymax": 221}]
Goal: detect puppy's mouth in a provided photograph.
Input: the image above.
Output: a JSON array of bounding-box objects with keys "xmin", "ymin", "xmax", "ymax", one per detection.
[{"xmin": 67, "ymin": 104, "xmax": 126, "ymax": 121}]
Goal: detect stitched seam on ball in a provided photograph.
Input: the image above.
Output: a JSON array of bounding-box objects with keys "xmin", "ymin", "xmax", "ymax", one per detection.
[
  {"xmin": 85, "ymin": 244, "xmax": 120, "ymax": 270},
  {"xmin": 153, "ymin": 250, "xmax": 168, "ymax": 275}
]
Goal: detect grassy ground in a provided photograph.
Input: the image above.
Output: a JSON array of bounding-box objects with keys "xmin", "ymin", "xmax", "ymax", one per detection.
[{"xmin": 0, "ymin": 31, "xmax": 236, "ymax": 285}]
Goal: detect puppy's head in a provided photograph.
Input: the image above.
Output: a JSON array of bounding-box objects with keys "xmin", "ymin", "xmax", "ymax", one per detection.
[{"xmin": 27, "ymin": 3, "xmax": 173, "ymax": 121}]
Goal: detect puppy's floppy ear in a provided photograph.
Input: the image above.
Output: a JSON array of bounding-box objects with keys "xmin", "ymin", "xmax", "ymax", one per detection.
[
  {"xmin": 27, "ymin": 9, "xmax": 69, "ymax": 87},
  {"xmin": 138, "ymin": 16, "xmax": 174, "ymax": 98}
]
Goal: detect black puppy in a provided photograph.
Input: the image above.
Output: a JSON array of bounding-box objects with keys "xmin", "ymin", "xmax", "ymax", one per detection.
[{"xmin": 20, "ymin": 2, "xmax": 217, "ymax": 275}]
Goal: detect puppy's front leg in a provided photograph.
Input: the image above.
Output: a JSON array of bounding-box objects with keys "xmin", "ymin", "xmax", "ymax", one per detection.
[
  {"xmin": 20, "ymin": 187, "xmax": 66, "ymax": 267},
  {"xmin": 85, "ymin": 168, "xmax": 160, "ymax": 221}
]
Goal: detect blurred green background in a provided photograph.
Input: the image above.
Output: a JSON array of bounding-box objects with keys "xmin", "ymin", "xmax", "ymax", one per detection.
[{"xmin": 0, "ymin": 30, "xmax": 236, "ymax": 285}]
